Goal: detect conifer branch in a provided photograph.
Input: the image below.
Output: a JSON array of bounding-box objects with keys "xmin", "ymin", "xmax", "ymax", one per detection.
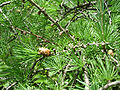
[
  {"xmin": 28, "ymin": 0, "xmax": 76, "ymax": 41},
  {"xmin": 28, "ymin": 0, "xmax": 65, "ymax": 32},
  {"xmin": 15, "ymin": 27, "xmax": 57, "ymax": 45}
]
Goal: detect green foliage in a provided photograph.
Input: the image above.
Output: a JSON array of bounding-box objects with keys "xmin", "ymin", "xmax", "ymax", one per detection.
[
  {"xmin": 88, "ymin": 56, "xmax": 118, "ymax": 88},
  {"xmin": 0, "ymin": 0, "xmax": 120, "ymax": 89}
]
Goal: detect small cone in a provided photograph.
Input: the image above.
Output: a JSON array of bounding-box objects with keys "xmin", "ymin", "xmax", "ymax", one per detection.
[{"xmin": 108, "ymin": 49, "xmax": 114, "ymax": 56}]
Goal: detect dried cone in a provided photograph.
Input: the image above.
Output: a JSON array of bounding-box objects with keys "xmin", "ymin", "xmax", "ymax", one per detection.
[
  {"xmin": 108, "ymin": 49, "xmax": 114, "ymax": 56},
  {"xmin": 38, "ymin": 47, "xmax": 50, "ymax": 56}
]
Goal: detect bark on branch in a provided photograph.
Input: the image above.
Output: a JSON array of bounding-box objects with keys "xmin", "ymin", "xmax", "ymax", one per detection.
[
  {"xmin": 99, "ymin": 81, "xmax": 120, "ymax": 90},
  {"xmin": 0, "ymin": 1, "xmax": 11, "ymax": 7},
  {"xmin": 16, "ymin": 27, "xmax": 58, "ymax": 45},
  {"xmin": 83, "ymin": 56, "xmax": 89, "ymax": 90}
]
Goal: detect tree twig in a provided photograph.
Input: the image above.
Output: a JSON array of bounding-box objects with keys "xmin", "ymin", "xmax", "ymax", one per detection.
[
  {"xmin": 28, "ymin": 0, "xmax": 65, "ymax": 32},
  {"xmin": 65, "ymin": 13, "xmax": 77, "ymax": 29},
  {"xmin": 6, "ymin": 82, "xmax": 17, "ymax": 90},
  {"xmin": 104, "ymin": 0, "xmax": 112, "ymax": 25},
  {"xmin": 28, "ymin": 0, "xmax": 76, "ymax": 41},
  {"xmin": 83, "ymin": 56, "xmax": 89, "ymax": 90},
  {"xmin": 29, "ymin": 56, "xmax": 45, "ymax": 78},
  {"xmin": 100, "ymin": 0, "xmax": 104, "ymax": 40},
  {"xmin": 110, "ymin": 56, "xmax": 120, "ymax": 66},
  {"xmin": 74, "ymin": 42, "xmax": 109, "ymax": 49},
  {"xmin": 99, "ymin": 81, "xmax": 120, "ymax": 90},
  {"xmin": 62, "ymin": 1, "xmax": 96, "ymax": 17},
  {"xmin": 0, "ymin": 1, "xmax": 11, "ymax": 7},
  {"xmin": 15, "ymin": 27, "xmax": 58, "ymax": 45},
  {"xmin": 62, "ymin": 59, "xmax": 72, "ymax": 85}
]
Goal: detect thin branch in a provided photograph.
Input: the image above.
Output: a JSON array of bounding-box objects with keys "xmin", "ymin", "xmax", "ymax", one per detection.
[
  {"xmin": 8, "ymin": 36, "xmax": 16, "ymax": 43},
  {"xmin": 28, "ymin": 0, "xmax": 76, "ymax": 41},
  {"xmin": 100, "ymin": 0, "xmax": 104, "ymax": 40},
  {"xmin": 0, "ymin": 1, "xmax": 11, "ymax": 7},
  {"xmin": 15, "ymin": 27, "xmax": 58, "ymax": 45},
  {"xmin": 110, "ymin": 56, "xmax": 118, "ymax": 63},
  {"xmin": 0, "ymin": 8, "xmax": 17, "ymax": 34},
  {"xmin": 29, "ymin": 56, "xmax": 45, "ymax": 78},
  {"xmin": 110, "ymin": 56, "xmax": 120, "ymax": 66},
  {"xmin": 32, "ymin": 68, "xmax": 54, "ymax": 77},
  {"xmin": 61, "ymin": 42, "xmax": 110, "ymax": 57},
  {"xmin": 73, "ymin": 15, "xmax": 85, "ymax": 22},
  {"xmin": 57, "ymin": 1, "xmax": 96, "ymax": 26},
  {"xmin": 19, "ymin": 8, "xmax": 34, "ymax": 32},
  {"xmin": 6, "ymin": 82, "xmax": 17, "ymax": 90},
  {"xmin": 16, "ymin": 27, "xmax": 41, "ymax": 38},
  {"xmin": 62, "ymin": 1, "xmax": 96, "ymax": 17},
  {"xmin": 28, "ymin": 0, "xmax": 65, "ymax": 32},
  {"xmin": 62, "ymin": 59, "xmax": 72, "ymax": 85},
  {"xmin": 54, "ymin": 1, "xmax": 97, "ymax": 29},
  {"xmin": 68, "ymin": 0, "xmax": 75, "ymax": 6},
  {"xmin": 99, "ymin": 81, "xmax": 120, "ymax": 90},
  {"xmin": 74, "ymin": 42, "xmax": 109, "ymax": 49},
  {"xmin": 104, "ymin": 0, "xmax": 112, "ymax": 25},
  {"xmin": 65, "ymin": 13, "xmax": 77, "ymax": 29},
  {"xmin": 86, "ymin": 11, "xmax": 98, "ymax": 22},
  {"xmin": 31, "ymin": 56, "xmax": 44, "ymax": 71},
  {"xmin": 22, "ymin": 8, "xmax": 34, "ymax": 22},
  {"xmin": 83, "ymin": 56, "xmax": 89, "ymax": 90}
]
